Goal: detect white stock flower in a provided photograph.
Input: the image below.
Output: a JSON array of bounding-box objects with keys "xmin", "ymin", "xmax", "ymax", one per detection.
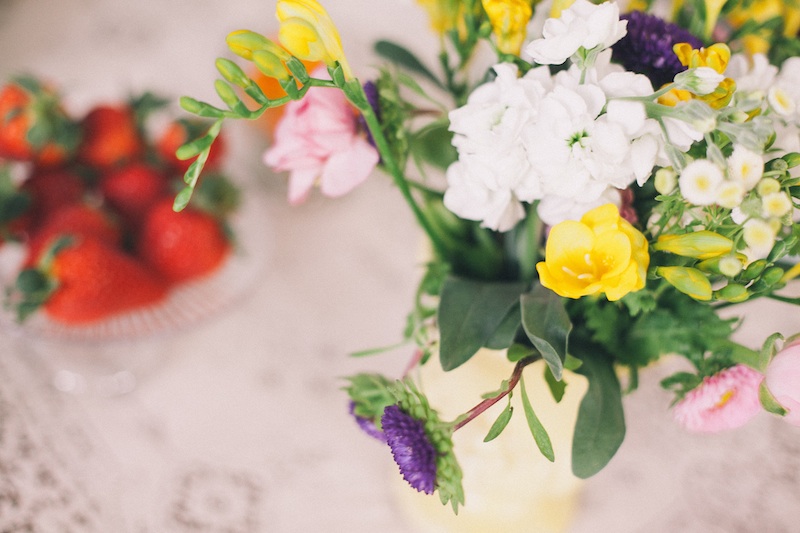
[
  {"xmin": 679, "ymin": 159, "xmax": 724, "ymax": 206},
  {"xmin": 525, "ymin": 0, "xmax": 627, "ymax": 65},
  {"xmin": 727, "ymin": 145, "xmax": 763, "ymax": 191},
  {"xmin": 444, "ymin": 63, "xmax": 551, "ymax": 231},
  {"xmin": 726, "ymin": 53, "xmax": 777, "ymax": 94}
]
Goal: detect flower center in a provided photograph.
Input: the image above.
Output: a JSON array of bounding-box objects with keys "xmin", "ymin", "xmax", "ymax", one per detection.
[
  {"xmin": 715, "ymin": 389, "xmax": 735, "ymax": 408},
  {"xmin": 568, "ymin": 130, "xmax": 590, "ymax": 148}
]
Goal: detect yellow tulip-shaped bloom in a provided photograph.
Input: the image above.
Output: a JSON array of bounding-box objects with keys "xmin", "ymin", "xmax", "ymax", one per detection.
[
  {"xmin": 276, "ymin": 0, "xmax": 353, "ymax": 79},
  {"xmin": 482, "ymin": 0, "xmax": 533, "ymax": 55},
  {"xmin": 536, "ymin": 204, "xmax": 649, "ymax": 302}
]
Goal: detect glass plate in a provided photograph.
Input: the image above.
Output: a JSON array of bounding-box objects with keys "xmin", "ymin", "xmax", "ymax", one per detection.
[{"xmin": 0, "ymin": 185, "xmax": 272, "ymax": 395}]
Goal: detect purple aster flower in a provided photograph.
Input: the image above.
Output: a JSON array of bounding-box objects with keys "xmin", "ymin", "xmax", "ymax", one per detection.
[
  {"xmin": 381, "ymin": 405, "xmax": 437, "ymax": 494},
  {"xmin": 349, "ymin": 401, "xmax": 386, "ymax": 442},
  {"xmin": 613, "ymin": 11, "xmax": 703, "ymax": 88}
]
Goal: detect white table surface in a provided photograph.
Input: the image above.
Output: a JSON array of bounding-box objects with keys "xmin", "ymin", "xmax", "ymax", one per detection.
[{"xmin": 1, "ymin": 1, "xmax": 799, "ymax": 532}]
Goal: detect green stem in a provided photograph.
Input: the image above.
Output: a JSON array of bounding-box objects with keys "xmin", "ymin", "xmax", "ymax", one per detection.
[
  {"xmin": 352, "ymin": 88, "xmax": 449, "ymax": 260},
  {"xmin": 452, "ymin": 355, "xmax": 539, "ymax": 432}
]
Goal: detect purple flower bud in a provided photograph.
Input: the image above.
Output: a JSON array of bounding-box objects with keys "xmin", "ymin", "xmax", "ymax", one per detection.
[{"xmin": 381, "ymin": 405, "xmax": 437, "ymax": 494}]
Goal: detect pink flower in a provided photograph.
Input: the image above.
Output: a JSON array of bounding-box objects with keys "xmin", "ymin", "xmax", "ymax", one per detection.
[
  {"xmin": 672, "ymin": 365, "xmax": 763, "ymax": 433},
  {"xmin": 765, "ymin": 340, "xmax": 800, "ymax": 426},
  {"xmin": 263, "ymin": 82, "xmax": 379, "ymax": 205}
]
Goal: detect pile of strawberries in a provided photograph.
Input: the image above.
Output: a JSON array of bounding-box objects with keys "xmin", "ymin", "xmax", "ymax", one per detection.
[{"xmin": 0, "ymin": 75, "xmax": 238, "ymax": 325}]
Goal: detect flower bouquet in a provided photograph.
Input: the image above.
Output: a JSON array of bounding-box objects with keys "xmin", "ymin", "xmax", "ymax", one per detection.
[{"xmin": 179, "ymin": 0, "xmax": 800, "ymax": 515}]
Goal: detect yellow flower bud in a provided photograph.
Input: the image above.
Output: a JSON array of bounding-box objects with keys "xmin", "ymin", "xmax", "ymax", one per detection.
[
  {"xmin": 253, "ymin": 50, "xmax": 291, "ymax": 80},
  {"xmin": 536, "ymin": 204, "xmax": 649, "ymax": 302},
  {"xmin": 276, "ymin": 0, "xmax": 352, "ymax": 79},
  {"xmin": 654, "ymin": 230, "xmax": 734, "ymax": 259},
  {"xmin": 227, "ymin": 30, "xmax": 289, "ymax": 61},
  {"xmin": 657, "ymin": 266, "xmax": 713, "ymax": 301},
  {"xmin": 482, "ymin": 0, "xmax": 533, "ymax": 55}
]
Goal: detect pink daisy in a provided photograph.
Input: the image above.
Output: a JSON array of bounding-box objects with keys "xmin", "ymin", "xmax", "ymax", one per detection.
[{"xmin": 672, "ymin": 365, "xmax": 764, "ymax": 433}]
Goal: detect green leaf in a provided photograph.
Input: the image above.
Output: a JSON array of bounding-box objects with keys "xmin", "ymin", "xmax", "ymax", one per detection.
[
  {"xmin": 507, "ymin": 343, "xmax": 536, "ymax": 363},
  {"xmin": 438, "ymin": 277, "xmax": 526, "ymax": 371},
  {"xmin": 374, "ymin": 40, "xmax": 444, "ymax": 89},
  {"xmin": 759, "ymin": 381, "xmax": 788, "ymax": 416},
  {"xmin": 485, "ymin": 303, "xmax": 521, "ymax": 350},
  {"xmin": 520, "ymin": 285, "xmax": 572, "ymax": 380},
  {"xmin": 409, "ymin": 121, "xmax": 457, "ymax": 170},
  {"xmin": 483, "ymin": 402, "xmax": 513, "ymax": 442},
  {"xmin": 571, "ymin": 344, "xmax": 625, "ymax": 479},
  {"xmin": 520, "ymin": 375, "xmax": 555, "ymax": 462},
  {"xmin": 544, "ymin": 365, "xmax": 566, "ymax": 403},
  {"xmin": 759, "ymin": 332, "xmax": 784, "ymax": 371}
]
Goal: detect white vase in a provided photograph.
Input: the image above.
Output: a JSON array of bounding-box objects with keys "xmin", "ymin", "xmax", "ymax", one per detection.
[{"xmin": 391, "ymin": 350, "xmax": 588, "ymax": 533}]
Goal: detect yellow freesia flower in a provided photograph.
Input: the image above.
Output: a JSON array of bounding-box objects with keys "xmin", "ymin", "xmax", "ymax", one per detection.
[
  {"xmin": 536, "ymin": 204, "xmax": 649, "ymax": 302},
  {"xmin": 482, "ymin": 0, "xmax": 533, "ymax": 55},
  {"xmin": 276, "ymin": 0, "xmax": 353, "ymax": 79},
  {"xmin": 653, "ymin": 230, "xmax": 734, "ymax": 259}
]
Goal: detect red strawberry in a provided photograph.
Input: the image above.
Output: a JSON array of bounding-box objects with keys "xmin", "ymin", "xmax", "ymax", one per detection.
[
  {"xmin": 100, "ymin": 162, "xmax": 167, "ymax": 227},
  {"xmin": 12, "ymin": 236, "xmax": 167, "ymax": 324},
  {"xmin": 137, "ymin": 198, "xmax": 231, "ymax": 283},
  {"xmin": 156, "ymin": 119, "xmax": 226, "ymax": 176},
  {"xmin": 21, "ymin": 167, "xmax": 86, "ymax": 226},
  {"xmin": 77, "ymin": 104, "xmax": 143, "ymax": 169},
  {"xmin": 25, "ymin": 203, "xmax": 120, "ymax": 266},
  {"xmin": 0, "ymin": 77, "xmax": 80, "ymax": 166}
]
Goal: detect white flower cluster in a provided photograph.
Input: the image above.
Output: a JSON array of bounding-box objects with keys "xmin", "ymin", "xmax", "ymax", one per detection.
[
  {"xmin": 669, "ymin": 53, "xmax": 800, "ymax": 262},
  {"xmin": 444, "ymin": 0, "xmax": 665, "ymax": 230}
]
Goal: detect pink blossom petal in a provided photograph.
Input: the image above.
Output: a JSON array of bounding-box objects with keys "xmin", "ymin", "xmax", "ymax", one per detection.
[
  {"xmin": 287, "ymin": 167, "xmax": 319, "ymax": 206},
  {"xmin": 765, "ymin": 342, "xmax": 800, "ymax": 426},
  {"xmin": 672, "ymin": 365, "xmax": 763, "ymax": 433},
  {"xmin": 319, "ymin": 137, "xmax": 379, "ymax": 198}
]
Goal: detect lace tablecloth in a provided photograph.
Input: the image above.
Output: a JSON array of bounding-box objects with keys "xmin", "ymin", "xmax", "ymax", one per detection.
[{"xmin": 1, "ymin": 1, "xmax": 799, "ymax": 532}]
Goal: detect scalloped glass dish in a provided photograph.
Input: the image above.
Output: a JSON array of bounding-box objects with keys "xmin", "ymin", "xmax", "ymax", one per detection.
[{"xmin": 0, "ymin": 186, "xmax": 272, "ymax": 396}]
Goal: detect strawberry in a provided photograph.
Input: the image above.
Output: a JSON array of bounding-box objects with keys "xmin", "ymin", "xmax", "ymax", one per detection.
[
  {"xmin": 156, "ymin": 119, "xmax": 226, "ymax": 176},
  {"xmin": 77, "ymin": 104, "xmax": 143, "ymax": 169},
  {"xmin": 21, "ymin": 167, "xmax": 87, "ymax": 227},
  {"xmin": 24, "ymin": 203, "xmax": 120, "ymax": 266},
  {"xmin": 137, "ymin": 198, "xmax": 231, "ymax": 283},
  {"xmin": 0, "ymin": 77, "xmax": 80, "ymax": 166},
  {"xmin": 12, "ymin": 236, "xmax": 167, "ymax": 324},
  {"xmin": 100, "ymin": 162, "xmax": 167, "ymax": 227}
]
